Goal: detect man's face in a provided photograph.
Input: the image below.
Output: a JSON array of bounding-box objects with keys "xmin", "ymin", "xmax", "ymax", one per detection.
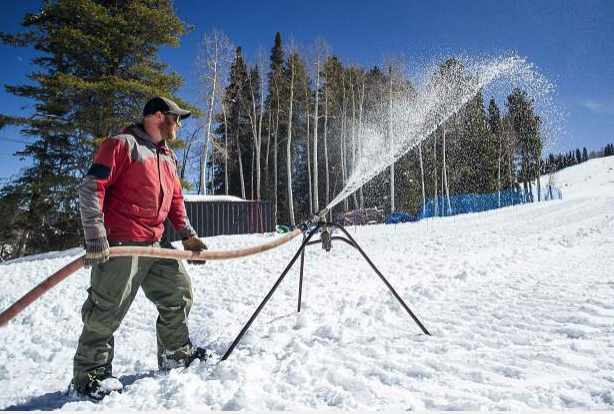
[{"xmin": 158, "ymin": 113, "xmax": 180, "ymax": 141}]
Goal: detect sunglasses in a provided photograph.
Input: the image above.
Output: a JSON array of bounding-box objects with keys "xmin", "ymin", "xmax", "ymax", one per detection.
[{"xmin": 163, "ymin": 112, "xmax": 182, "ymax": 127}]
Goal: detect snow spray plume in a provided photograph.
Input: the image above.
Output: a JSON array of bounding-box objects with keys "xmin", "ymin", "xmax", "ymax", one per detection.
[{"xmin": 320, "ymin": 54, "xmax": 558, "ymax": 216}]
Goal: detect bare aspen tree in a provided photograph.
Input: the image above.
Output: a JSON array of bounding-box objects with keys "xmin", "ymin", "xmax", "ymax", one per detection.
[
  {"xmin": 221, "ymin": 98, "xmax": 230, "ymax": 195},
  {"xmin": 349, "ymin": 70, "xmax": 359, "ymax": 210},
  {"xmin": 388, "ymin": 65, "xmax": 395, "ymax": 214},
  {"xmin": 247, "ymin": 63, "xmax": 262, "ymax": 200},
  {"xmin": 311, "ymin": 37, "xmax": 330, "ymax": 213},
  {"xmin": 246, "ymin": 48, "xmax": 267, "ymax": 201},
  {"xmin": 257, "ymin": 49, "xmax": 266, "ymax": 200},
  {"xmin": 323, "ymin": 76, "xmax": 330, "ymax": 216},
  {"xmin": 270, "ymin": 65, "xmax": 283, "ymax": 223},
  {"xmin": 285, "ymin": 40, "xmax": 300, "ymax": 226},
  {"xmin": 497, "ymin": 129, "xmax": 502, "ymax": 207},
  {"xmin": 177, "ymin": 125, "xmax": 203, "ymax": 184},
  {"xmin": 442, "ymin": 128, "xmax": 451, "ymax": 214},
  {"xmin": 286, "ymin": 53, "xmax": 296, "ymax": 225},
  {"xmin": 340, "ymin": 71, "xmax": 349, "ymax": 211},
  {"xmin": 358, "ymin": 73, "xmax": 365, "ymax": 210},
  {"xmin": 433, "ymin": 133, "xmax": 438, "ymax": 217},
  {"xmin": 237, "ymin": 124, "xmax": 246, "ymax": 199},
  {"xmin": 304, "ymin": 77, "xmax": 313, "ymax": 216},
  {"xmin": 273, "ymin": 94, "xmax": 280, "ymax": 222},
  {"xmin": 418, "ymin": 141, "xmax": 426, "ymax": 216},
  {"xmin": 196, "ymin": 29, "xmax": 233, "ymax": 195},
  {"xmin": 265, "ymin": 110, "xmax": 271, "ymax": 181}
]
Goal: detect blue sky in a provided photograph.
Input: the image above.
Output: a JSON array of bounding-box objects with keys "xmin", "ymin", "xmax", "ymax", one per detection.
[{"xmin": 1, "ymin": 0, "xmax": 613, "ymax": 180}]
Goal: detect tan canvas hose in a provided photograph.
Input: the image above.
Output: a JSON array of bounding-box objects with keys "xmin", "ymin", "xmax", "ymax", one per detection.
[{"xmin": 0, "ymin": 229, "xmax": 302, "ymax": 327}]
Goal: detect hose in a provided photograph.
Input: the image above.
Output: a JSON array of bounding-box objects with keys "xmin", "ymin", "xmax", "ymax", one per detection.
[{"xmin": 0, "ymin": 229, "xmax": 302, "ymax": 327}]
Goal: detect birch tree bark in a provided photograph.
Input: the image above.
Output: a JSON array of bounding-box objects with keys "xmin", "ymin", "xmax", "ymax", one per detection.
[
  {"xmin": 323, "ymin": 81, "xmax": 330, "ymax": 216},
  {"xmin": 304, "ymin": 77, "xmax": 313, "ymax": 215},
  {"xmin": 350, "ymin": 71, "xmax": 358, "ymax": 210},
  {"xmin": 221, "ymin": 100, "xmax": 229, "ymax": 195},
  {"xmin": 286, "ymin": 53, "xmax": 297, "ymax": 226},
  {"xmin": 196, "ymin": 30, "xmax": 233, "ymax": 195},
  {"xmin": 418, "ymin": 141, "xmax": 426, "ymax": 216},
  {"xmin": 358, "ymin": 74, "xmax": 365, "ymax": 210},
  {"xmin": 388, "ymin": 66, "xmax": 395, "ymax": 214},
  {"xmin": 442, "ymin": 129, "xmax": 451, "ymax": 214},
  {"xmin": 341, "ymin": 72, "xmax": 349, "ymax": 211}
]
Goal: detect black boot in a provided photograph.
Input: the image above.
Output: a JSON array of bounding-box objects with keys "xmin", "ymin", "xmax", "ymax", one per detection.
[
  {"xmin": 184, "ymin": 347, "xmax": 212, "ymax": 367},
  {"xmin": 71, "ymin": 371, "xmax": 123, "ymax": 401},
  {"xmin": 159, "ymin": 345, "xmax": 212, "ymax": 370}
]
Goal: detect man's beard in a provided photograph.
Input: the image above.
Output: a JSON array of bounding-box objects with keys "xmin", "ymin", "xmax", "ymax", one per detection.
[{"xmin": 158, "ymin": 117, "xmax": 176, "ymax": 141}]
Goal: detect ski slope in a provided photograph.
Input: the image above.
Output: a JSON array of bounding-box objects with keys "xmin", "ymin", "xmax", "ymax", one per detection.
[{"xmin": 1, "ymin": 157, "xmax": 613, "ymax": 410}]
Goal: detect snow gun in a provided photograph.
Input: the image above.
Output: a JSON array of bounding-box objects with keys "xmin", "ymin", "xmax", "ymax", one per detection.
[{"xmin": 220, "ymin": 209, "xmax": 431, "ymax": 361}]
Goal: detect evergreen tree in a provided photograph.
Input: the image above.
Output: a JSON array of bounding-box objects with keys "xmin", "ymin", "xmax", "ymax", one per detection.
[
  {"xmin": 458, "ymin": 91, "xmax": 499, "ymax": 194},
  {"xmin": 0, "ymin": 0, "xmax": 193, "ymax": 257},
  {"xmin": 263, "ymin": 31, "xmax": 286, "ymax": 222},
  {"xmin": 487, "ymin": 96, "xmax": 504, "ymax": 203},
  {"xmin": 582, "ymin": 147, "xmax": 588, "ymax": 162},
  {"xmin": 215, "ymin": 47, "xmax": 252, "ymax": 199},
  {"xmin": 506, "ymin": 88, "xmax": 542, "ymax": 201},
  {"xmin": 576, "ymin": 148, "xmax": 582, "ymax": 164}
]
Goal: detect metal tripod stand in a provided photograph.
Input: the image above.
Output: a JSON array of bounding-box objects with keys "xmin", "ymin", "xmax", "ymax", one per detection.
[{"xmin": 221, "ymin": 222, "xmax": 431, "ymax": 361}]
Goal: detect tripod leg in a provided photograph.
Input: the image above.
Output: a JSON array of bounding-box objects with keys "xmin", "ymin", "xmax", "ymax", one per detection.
[
  {"xmin": 333, "ymin": 224, "xmax": 431, "ymax": 336},
  {"xmin": 221, "ymin": 225, "xmax": 321, "ymax": 361},
  {"xmin": 298, "ymin": 233, "xmax": 306, "ymax": 313}
]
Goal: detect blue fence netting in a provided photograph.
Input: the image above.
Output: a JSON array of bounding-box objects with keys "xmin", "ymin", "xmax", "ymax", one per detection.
[{"xmin": 385, "ymin": 185, "xmax": 563, "ymax": 224}]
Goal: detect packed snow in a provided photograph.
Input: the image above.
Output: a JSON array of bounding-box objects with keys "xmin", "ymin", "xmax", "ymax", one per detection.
[{"xmin": 1, "ymin": 157, "xmax": 613, "ymax": 410}]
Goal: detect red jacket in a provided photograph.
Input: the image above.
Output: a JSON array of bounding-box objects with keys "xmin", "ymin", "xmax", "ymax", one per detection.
[{"xmin": 79, "ymin": 125, "xmax": 196, "ymax": 242}]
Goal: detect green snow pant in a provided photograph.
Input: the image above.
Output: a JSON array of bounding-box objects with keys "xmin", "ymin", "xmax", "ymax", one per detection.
[{"xmin": 73, "ymin": 237, "xmax": 194, "ymax": 388}]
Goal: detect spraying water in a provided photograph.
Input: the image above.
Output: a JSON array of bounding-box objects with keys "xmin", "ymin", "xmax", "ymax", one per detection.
[{"xmin": 323, "ymin": 54, "xmax": 559, "ymax": 215}]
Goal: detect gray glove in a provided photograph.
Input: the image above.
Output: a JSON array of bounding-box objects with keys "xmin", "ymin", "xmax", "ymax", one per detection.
[{"xmin": 84, "ymin": 236, "xmax": 110, "ymax": 267}]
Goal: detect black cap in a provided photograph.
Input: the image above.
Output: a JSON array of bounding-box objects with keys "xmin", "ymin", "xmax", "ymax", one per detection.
[{"xmin": 143, "ymin": 96, "xmax": 191, "ymax": 120}]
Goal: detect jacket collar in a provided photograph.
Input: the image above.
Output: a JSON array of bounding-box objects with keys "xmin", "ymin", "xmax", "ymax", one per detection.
[{"xmin": 125, "ymin": 124, "xmax": 169, "ymax": 151}]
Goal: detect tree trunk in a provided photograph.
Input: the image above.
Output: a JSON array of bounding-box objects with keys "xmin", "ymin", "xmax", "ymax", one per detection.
[
  {"xmin": 388, "ymin": 68, "xmax": 395, "ymax": 214},
  {"xmin": 433, "ymin": 133, "xmax": 438, "ymax": 217},
  {"xmin": 305, "ymin": 86, "xmax": 313, "ymax": 216},
  {"xmin": 358, "ymin": 76, "xmax": 365, "ymax": 210},
  {"xmin": 323, "ymin": 84, "xmax": 330, "ymax": 218},
  {"xmin": 201, "ymin": 41, "xmax": 219, "ymax": 195},
  {"xmin": 257, "ymin": 68, "xmax": 264, "ymax": 200},
  {"xmin": 210, "ymin": 138, "xmax": 216, "ymax": 195},
  {"xmin": 222, "ymin": 102, "xmax": 229, "ymax": 195},
  {"xmin": 442, "ymin": 129, "xmax": 451, "ymax": 215},
  {"xmin": 418, "ymin": 141, "xmax": 426, "ymax": 216},
  {"xmin": 313, "ymin": 60, "xmax": 320, "ymax": 212},
  {"xmin": 536, "ymin": 155, "xmax": 542, "ymax": 202},
  {"xmin": 350, "ymin": 72, "xmax": 358, "ymax": 210},
  {"xmin": 248, "ymin": 74, "xmax": 259, "ymax": 200},
  {"xmin": 286, "ymin": 60, "xmax": 296, "ymax": 226},
  {"xmin": 497, "ymin": 132, "xmax": 502, "ymax": 207},
  {"xmin": 237, "ymin": 119, "xmax": 246, "ymax": 199},
  {"xmin": 341, "ymin": 74, "xmax": 348, "ymax": 211},
  {"xmin": 274, "ymin": 95, "xmax": 280, "ymax": 223},
  {"xmin": 250, "ymin": 141, "xmax": 255, "ymax": 199}
]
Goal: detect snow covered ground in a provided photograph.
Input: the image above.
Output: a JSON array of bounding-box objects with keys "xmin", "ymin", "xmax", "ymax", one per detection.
[{"xmin": 1, "ymin": 157, "xmax": 613, "ymax": 410}]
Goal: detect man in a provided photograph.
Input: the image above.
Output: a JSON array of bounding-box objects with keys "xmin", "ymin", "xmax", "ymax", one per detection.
[{"xmin": 72, "ymin": 96, "xmax": 209, "ymax": 401}]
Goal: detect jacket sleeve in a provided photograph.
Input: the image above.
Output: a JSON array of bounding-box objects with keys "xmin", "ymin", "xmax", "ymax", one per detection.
[
  {"xmin": 79, "ymin": 138, "xmax": 131, "ymax": 241},
  {"xmin": 168, "ymin": 158, "xmax": 197, "ymax": 240}
]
